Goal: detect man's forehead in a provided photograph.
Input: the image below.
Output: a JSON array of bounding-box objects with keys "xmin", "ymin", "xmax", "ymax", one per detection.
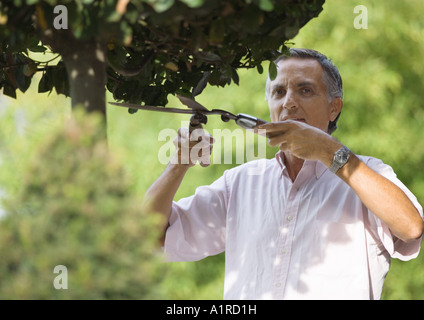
[
  {"xmin": 277, "ymin": 57, "xmax": 323, "ymax": 71},
  {"xmin": 275, "ymin": 57, "xmax": 324, "ymax": 84}
]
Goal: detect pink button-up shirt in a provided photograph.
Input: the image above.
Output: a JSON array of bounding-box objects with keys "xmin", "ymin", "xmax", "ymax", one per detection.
[{"xmin": 164, "ymin": 153, "xmax": 423, "ymax": 299}]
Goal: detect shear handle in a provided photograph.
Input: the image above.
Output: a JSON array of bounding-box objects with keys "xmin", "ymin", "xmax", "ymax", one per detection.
[
  {"xmin": 235, "ymin": 113, "xmax": 268, "ymax": 129},
  {"xmin": 189, "ymin": 113, "xmax": 208, "ymax": 133}
]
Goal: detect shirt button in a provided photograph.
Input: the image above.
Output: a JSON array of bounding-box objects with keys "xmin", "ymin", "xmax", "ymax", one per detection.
[
  {"xmin": 281, "ymin": 248, "xmax": 287, "ymax": 254},
  {"xmin": 275, "ymin": 282, "xmax": 281, "ymax": 287},
  {"xmin": 287, "ymin": 215, "xmax": 293, "ymax": 221}
]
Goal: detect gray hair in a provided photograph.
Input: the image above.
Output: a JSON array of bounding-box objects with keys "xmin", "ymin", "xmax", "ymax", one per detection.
[{"xmin": 265, "ymin": 48, "xmax": 343, "ymax": 134}]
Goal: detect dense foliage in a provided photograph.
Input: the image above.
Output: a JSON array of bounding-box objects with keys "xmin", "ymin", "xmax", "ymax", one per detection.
[{"xmin": 0, "ymin": 0, "xmax": 324, "ymax": 113}]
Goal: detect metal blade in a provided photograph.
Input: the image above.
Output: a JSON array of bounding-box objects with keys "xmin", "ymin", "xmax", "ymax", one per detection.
[
  {"xmin": 108, "ymin": 102, "xmax": 195, "ymax": 115},
  {"xmin": 176, "ymin": 95, "xmax": 210, "ymax": 112},
  {"xmin": 109, "ymin": 101, "xmax": 238, "ymax": 121}
]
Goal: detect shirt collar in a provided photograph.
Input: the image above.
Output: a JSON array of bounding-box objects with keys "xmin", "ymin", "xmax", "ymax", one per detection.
[{"xmin": 275, "ymin": 151, "xmax": 327, "ymax": 179}]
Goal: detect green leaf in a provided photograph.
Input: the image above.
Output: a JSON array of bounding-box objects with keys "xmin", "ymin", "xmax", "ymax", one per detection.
[
  {"xmin": 28, "ymin": 45, "xmax": 47, "ymax": 53},
  {"xmin": 23, "ymin": 63, "xmax": 38, "ymax": 77},
  {"xmin": 107, "ymin": 11, "xmax": 123, "ymax": 23},
  {"xmin": 15, "ymin": 65, "xmax": 31, "ymax": 93},
  {"xmin": 258, "ymin": 0, "xmax": 274, "ymax": 12},
  {"xmin": 3, "ymin": 85, "xmax": 17, "ymax": 99},
  {"xmin": 268, "ymin": 60, "xmax": 277, "ymax": 80},
  {"xmin": 257, "ymin": 64, "xmax": 264, "ymax": 74},
  {"xmin": 179, "ymin": 0, "xmax": 204, "ymax": 8},
  {"xmin": 38, "ymin": 69, "xmax": 54, "ymax": 94},
  {"xmin": 52, "ymin": 63, "xmax": 70, "ymax": 97},
  {"xmin": 231, "ymin": 68, "xmax": 239, "ymax": 86},
  {"xmin": 148, "ymin": 0, "xmax": 175, "ymax": 13},
  {"xmin": 208, "ymin": 69, "xmax": 221, "ymax": 86},
  {"xmin": 201, "ymin": 52, "xmax": 222, "ymax": 63},
  {"xmin": 192, "ymin": 71, "xmax": 210, "ymax": 98}
]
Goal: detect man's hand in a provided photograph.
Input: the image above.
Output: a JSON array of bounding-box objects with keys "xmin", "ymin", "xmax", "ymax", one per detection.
[
  {"xmin": 145, "ymin": 126, "xmax": 214, "ymax": 246},
  {"xmin": 258, "ymin": 120, "xmax": 342, "ymax": 166},
  {"xmin": 171, "ymin": 127, "xmax": 215, "ymax": 167}
]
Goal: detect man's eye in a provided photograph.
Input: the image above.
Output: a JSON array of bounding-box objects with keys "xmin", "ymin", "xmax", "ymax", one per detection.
[
  {"xmin": 274, "ymin": 89, "xmax": 285, "ymax": 96},
  {"xmin": 301, "ymin": 88, "xmax": 313, "ymax": 95}
]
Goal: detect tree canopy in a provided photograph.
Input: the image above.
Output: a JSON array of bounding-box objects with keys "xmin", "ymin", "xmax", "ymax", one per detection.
[{"xmin": 0, "ymin": 0, "xmax": 325, "ymax": 117}]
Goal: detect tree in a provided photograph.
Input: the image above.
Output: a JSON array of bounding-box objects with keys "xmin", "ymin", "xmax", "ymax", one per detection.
[{"xmin": 0, "ymin": 0, "xmax": 325, "ymax": 122}]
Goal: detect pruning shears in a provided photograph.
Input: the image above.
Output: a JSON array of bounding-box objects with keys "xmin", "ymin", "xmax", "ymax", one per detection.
[{"xmin": 109, "ymin": 95, "xmax": 268, "ymax": 133}]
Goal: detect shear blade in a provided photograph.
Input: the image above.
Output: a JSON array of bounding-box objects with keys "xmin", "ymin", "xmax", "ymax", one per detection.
[{"xmin": 176, "ymin": 95, "xmax": 210, "ymax": 112}]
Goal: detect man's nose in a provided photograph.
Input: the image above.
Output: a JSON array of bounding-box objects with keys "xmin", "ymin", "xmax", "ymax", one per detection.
[{"xmin": 282, "ymin": 90, "xmax": 298, "ymax": 110}]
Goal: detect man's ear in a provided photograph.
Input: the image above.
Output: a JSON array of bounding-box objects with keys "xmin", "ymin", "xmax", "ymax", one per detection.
[{"xmin": 329, "ymin": 97, "xmax": 343, "ymax": 122}]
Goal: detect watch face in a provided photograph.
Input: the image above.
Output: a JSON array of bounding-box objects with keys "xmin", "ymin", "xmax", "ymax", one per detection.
[
  {"xmin": 330, "ymin": 146, "xmax": 350, "ymax": 173},
  {"xmin": 336, "ymin": 149, "xmax": 349, "ymax": 163}
]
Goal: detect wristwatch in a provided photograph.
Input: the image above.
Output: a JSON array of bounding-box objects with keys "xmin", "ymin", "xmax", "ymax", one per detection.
[{"xmin": 329, "ymin": 146, "xmax": 351, "ymax": 173}]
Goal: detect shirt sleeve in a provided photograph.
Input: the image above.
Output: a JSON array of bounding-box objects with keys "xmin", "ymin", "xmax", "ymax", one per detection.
[
  {"xmin": 163, "ymin": 172, "xmax": 228, "ymax": 262},
  {"xmin": 365, "ymin": 157, "xmax": 423, "ymax": 261}
]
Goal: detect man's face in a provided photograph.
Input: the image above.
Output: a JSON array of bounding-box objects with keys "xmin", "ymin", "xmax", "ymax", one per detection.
[{"xmin": 267, "ymin": 58, "xmax": 341, "ymax": 133}]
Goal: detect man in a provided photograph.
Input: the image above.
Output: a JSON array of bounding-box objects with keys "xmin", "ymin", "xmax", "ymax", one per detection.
[{"xmin": 145, "ymin": 48, "xmax": 424, "ymax": 299}]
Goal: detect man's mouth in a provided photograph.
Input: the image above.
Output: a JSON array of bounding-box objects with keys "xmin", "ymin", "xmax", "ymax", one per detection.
[{"xmin": 280, "ymin": 116, "xmax": 306, "ymax": 123}]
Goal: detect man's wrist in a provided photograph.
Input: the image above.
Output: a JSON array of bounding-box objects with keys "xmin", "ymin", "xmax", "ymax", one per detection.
[
  {"xmin": 170, "ymin": 151, "xmax": 195, "ymax": 167},
  {"xmin": 319, "ymin": 137, "xmax": 344, "ymax": 168},
  {"xmin": 168, "ymin": 155, "xmax": 193, "ymax": 174},
  {"xmin": 329, "ymin": 145, "xmax": 351, "ymax": 173}
]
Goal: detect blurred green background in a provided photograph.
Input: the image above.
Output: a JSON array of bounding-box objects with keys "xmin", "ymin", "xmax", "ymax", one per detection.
[{"xmin": 0, "ymin": 0, "xmax": 423, "ymax": 299}]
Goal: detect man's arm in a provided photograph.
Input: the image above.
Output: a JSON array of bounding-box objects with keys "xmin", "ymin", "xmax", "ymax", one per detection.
[
  {"xmin": 337, "ymin": 154, "xmax": 424, "ymax": 243},
  {"xmin": 260, "ymin": 120, "xmax": 424, "ymax": 243},
  {"xmin": 143, "ymin": 127, "xmax": 214, "ymax": 245},
  {"xmin": 144, "ymin": 162, "xmax": 189, "ymax": 235}
]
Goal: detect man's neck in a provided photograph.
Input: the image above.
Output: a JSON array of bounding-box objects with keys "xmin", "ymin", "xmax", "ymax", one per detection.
[{"xmin": 283, "ymin": 151, "xmax": 305, "ymax": 182}]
